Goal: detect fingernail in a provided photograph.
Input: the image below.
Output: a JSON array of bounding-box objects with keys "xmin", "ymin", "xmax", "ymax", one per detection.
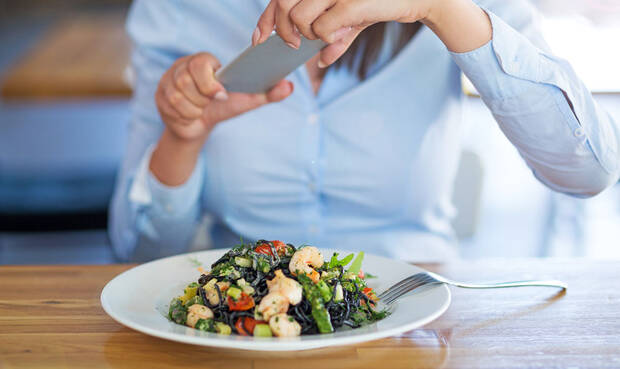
[
  {"xmin": 329, "ymin": 26, "xmax": 352, "ymax": 42},
  {"xmin": 214, "ymin": 91, "xmax": 228, "ymax": 101},
  {"xmin": 286, "ymin": 41, "xmax": 299, "ymax": 50},
  {"xmin": 317, "ymin": 60, "xmax": 327, "ymax": 69},
  {"xmin": 252, "ymin": 27, "xmax": 261, "ymax": 46}
]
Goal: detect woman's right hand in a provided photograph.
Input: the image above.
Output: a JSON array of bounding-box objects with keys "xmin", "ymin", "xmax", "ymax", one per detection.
[
  {"xmin": 155, "ymin": 52, "xmax": 294, "ymax": 142},
  {"xmin": 150, "ymin": 52, "xmax": 294, "ymax": 186}
]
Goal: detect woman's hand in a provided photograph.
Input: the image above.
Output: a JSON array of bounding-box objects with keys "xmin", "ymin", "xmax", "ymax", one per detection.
[
  {"xmin": 156, "ymin": 52, "xmax": 293, "ymax": 143},
  {"xmin": 151, "ymin": 52, "xmax": 294, "ymax": 186},
  {"xmin": 253, "ymin": 0, "xmax": 492, "ymax": 67}
]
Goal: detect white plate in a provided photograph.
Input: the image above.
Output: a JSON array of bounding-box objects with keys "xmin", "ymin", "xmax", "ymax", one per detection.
[{"xmin": 101, "ymin": 249, "xmax": 451, "ymax": 351}]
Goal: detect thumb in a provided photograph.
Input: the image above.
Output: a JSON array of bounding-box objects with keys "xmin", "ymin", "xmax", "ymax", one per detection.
[
  {"xmin": 203, "ymin": 80, "xmax": 294, "ymax": 123},
  {"xmin": 318, "ymin": 27, "xmax": 363, "ymax": 68},
  {"xmin": 265, "ymin": 80, "xmax": 295, "ymax": 103}
]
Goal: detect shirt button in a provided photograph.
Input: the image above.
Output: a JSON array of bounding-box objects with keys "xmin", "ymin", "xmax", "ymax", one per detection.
[
  {"xmin": 308, "ymin": 182, "xmax": 317, "ymax": 193},
  {"xmin": 574, "ymin": 127, "xmax": 585, "ymax": 138},
  {"xmin": 309, "ymin": 225, "xmax": 319, "ymax": 234},
  {"xmin": 165, "ymin": 204, "xmax": 174, "ymax": 213},
  {"xmin": 307, "ymin": 113, "xmax": 319, "ymax": 125}
]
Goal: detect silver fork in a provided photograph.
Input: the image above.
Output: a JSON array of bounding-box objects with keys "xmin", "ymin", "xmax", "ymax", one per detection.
[{"xmin": 377, "ymin": 271, "xmax": 567, "ymax": 306}]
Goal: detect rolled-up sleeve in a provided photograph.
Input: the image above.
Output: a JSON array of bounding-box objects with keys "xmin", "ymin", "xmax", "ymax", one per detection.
[
  {"xmin": 109, "ymin": 0, "xmax": 205, "ymax": 261},
  {"xmin": 451, "ymin": 3, "xmax": 620, "ymax": 197}
]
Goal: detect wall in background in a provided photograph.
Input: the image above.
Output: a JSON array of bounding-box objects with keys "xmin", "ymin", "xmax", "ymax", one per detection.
[{"xmin": 0, "ymin": 0, "xmax": 130, "ymax": 17}]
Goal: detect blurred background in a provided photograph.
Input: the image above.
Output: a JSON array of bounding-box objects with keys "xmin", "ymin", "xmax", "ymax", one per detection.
[{"xmin": 0, "ymin": 0, "xmax": 619, "ymax": 264}]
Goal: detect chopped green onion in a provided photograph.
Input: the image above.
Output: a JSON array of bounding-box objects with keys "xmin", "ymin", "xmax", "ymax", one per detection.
[
  {"xmin": 347, "ymin": 252, "xmax": 365, "ymax": 275},
  {"xmin": 254, "ymin": 324, "xmax": 273, "ymax": 337},
  {"xmin": 334, "ymin": 283, "xmax": 344, "ymax": 302},
  {"xmin": 215, "ymin": 322, "xmax": 232, "ymax": 335},
  {"xmin": 226, "ymin": 286, "xmax": 242, "ymax": 301},
  {"xmin": 234, "ymin": 257, "xmax": 252, "ymax": 268}
]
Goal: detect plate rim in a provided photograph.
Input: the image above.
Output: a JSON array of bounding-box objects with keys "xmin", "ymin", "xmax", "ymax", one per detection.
[{"xmin": 100, "ymin": 249, "xmax": 451, "ymax": 351}]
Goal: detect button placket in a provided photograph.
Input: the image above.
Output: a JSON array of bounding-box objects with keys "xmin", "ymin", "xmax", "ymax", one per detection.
[{"xmin": 303, "ymin": 109, "xmax": 323, "ymax": 241}]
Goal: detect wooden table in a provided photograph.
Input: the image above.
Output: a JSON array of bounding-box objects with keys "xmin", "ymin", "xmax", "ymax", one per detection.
[
  {"xmin": 0, "ymin": 13, "xmax": 131, "ymax": 99},
  {"xmin": 1, "ymin": 259, "xmax": 619, "ymax": 369}
]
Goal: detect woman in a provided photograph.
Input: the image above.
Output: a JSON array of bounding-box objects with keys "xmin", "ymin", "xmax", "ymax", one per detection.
[{"xmin": 110, "ymin": 0, "xmax": 619, "ymax": 262}]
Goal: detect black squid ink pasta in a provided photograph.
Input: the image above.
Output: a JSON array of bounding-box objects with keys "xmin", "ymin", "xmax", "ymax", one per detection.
[{"xmin": 168, "ymin": 240, "xmax": 389, "ymax": 337}]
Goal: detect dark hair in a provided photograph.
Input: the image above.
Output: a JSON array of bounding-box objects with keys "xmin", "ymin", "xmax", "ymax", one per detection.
[{"xmin": 333, "ymin": 22, "xmax": 422, "ymax": 80}]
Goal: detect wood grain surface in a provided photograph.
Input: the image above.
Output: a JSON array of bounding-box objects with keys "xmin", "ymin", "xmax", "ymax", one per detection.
[
  {"xmin": 1, "ymin": 13, "xmax": 131, "ymax": 99},
  {"xmin": 1, "ymin": 259, "xmax": 619, "ymax": 369}
]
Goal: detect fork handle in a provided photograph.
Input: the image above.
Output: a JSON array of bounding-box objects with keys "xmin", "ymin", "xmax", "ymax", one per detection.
[{"xmin": 445, "ymin": 279, "xmax": 567, "ymax": 290}]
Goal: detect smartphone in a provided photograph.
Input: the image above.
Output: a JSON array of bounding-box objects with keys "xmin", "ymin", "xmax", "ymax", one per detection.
[{"xmin": 216, "ymin": 33, "xmax": 327, "ymax": 94}]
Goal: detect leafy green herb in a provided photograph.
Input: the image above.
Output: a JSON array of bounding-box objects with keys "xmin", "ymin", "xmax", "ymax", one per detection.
[
  {"xmin": 350, "ymin": 310, "xmax": 369, "ymax": 325},
  {"xmin": 184, "ymin": 295, "xmax": 203, "ymax": 307},
  {"xmin": 257, "ymin": 259, "xmax": 271, "ymax": 273},
  {"xmin": 168, "ymin": 298, "xmax": 187, "ymax": 325},
  {"xmin": 341, "ymin": 280, "xmax": 355, "ymax": 292},
  {"xmin": 211, "ymin": 262, "xmax": 229, "ymax": 275},
  {"xmin": 371, "ymin": 309, "xmax": 390, "ymax": 320},
  {"xmin": 195, "ymin": 318, "xmax": 216, "ymax": 332},
  {"xmin": 327, "ymin": 252, "xmax": 354, "ymax": 269},
  {"xmin": 188, "ymin": 257, "xmax": 203, "ymax": 267},
  {"xmin": 212, "ymin": 263, "xmax": 240, "ymax": 279}
]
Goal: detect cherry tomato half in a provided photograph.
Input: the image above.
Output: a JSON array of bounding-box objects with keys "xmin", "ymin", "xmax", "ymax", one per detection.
[
  {"xmin": 227, "ymin": 293, "xmax": 255, "ymax": 311},
  {"xmin": 234, "ymin": 318, "xmax": 249, "ymax": 336},
  {"xmin": 254, "ymin": 244, "xmax": 273, "ymax": 256},
  {"xmin": 271, "ymin": 240, "xmax": 288, "ymax": 256},
  {"xmin": 362, "ymin": 287, "xmax": 378, "ymax": 301},
  {"xmin": 255, "ymin": 240, "xmax": 288, "ymax": 257}
]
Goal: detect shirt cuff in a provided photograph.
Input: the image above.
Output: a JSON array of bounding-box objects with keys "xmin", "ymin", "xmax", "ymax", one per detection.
[
  {"xmin": 129, "ymin": 144, "xmax": 204, "ymax": 217},
  {"xmin": 450, "ymin": 8, "xmax": 617, "ymax": 174}
]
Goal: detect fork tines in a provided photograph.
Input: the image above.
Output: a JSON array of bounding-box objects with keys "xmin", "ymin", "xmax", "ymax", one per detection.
[{"xmin": 378, "ymin": 272, "xmax": 441, "ymax": 305}]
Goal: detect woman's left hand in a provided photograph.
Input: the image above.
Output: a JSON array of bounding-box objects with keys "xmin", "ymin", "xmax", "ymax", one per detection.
[
  {"xmin": 253, "ymin": 0, "xmax": 434, "ymax": 67},
  {"xmin": 253, "ymin": 0, "xmax": 492, "ymax": 67}
]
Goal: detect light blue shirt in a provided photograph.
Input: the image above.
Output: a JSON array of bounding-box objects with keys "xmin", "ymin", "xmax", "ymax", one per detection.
[{"xmin": 110, "ymin": 0, "xmax": 620, "ymax": 262}]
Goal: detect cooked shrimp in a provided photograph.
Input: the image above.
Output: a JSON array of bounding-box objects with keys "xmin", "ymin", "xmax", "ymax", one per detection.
[
  {"xmin": 289, "ymin": 246, "xmax": 324, "ymax": 283},
  {"xmin": 185, "ymin": 304, "xmax": 213, "ymax": 328},
  {"xmin": 267, "ymin": 270, "xmax": 302, "ymax": 305},
  {"xmin": 269, "ymin": 313, "xmax": 301, "ymax": 337},
  {"xmin": 257, "ymin": 292, "xmax": 289, "ymax": 321}
]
